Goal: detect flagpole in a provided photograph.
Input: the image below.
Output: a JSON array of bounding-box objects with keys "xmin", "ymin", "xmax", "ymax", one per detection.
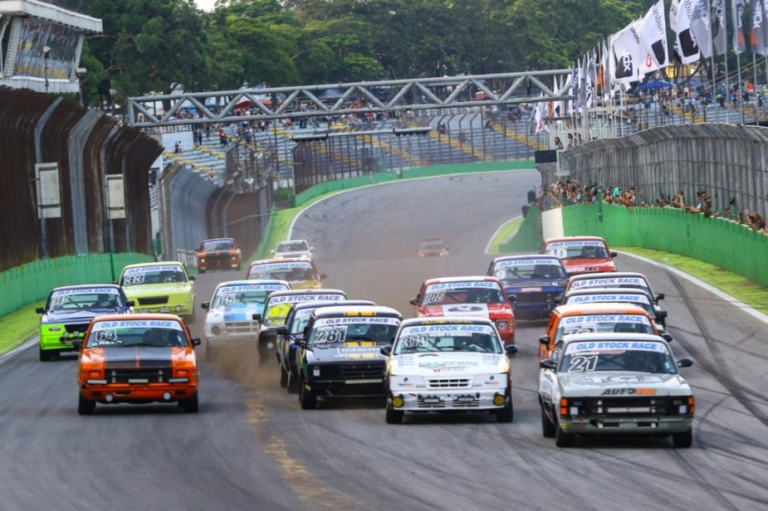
[
  {"xmin": 737, "ymin": 51, "xmax": 745, "ymax": 123},
  {"xmin": 753, "ymin": 51, "xmax": 759, "ymax": 124},
  {"xmin": 706, "ymin": 0, "xmax": 717, "ymax": 121}
]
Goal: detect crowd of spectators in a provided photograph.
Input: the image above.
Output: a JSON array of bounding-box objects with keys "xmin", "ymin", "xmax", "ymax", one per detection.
[{"xmin": 537, "ymin": 179, "xmax": 768, "ymax": 237}]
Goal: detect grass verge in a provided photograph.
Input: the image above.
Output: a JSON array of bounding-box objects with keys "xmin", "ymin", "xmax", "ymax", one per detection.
[
  {"xmin": 487, "ymin": 216, "xmax": 523, "ymax": 254},
  {"xmin": 0, "ymin": 300, "xmax": 43, "ymax": 355},
  {"xmin": 616, "ymin": 246, "xmax": 768, "ymax": 316}
]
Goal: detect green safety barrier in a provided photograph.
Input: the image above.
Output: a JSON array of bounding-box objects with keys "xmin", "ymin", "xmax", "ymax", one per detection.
[
  {"xmin": 499, "ymin": 205, "xmax": 543, "ymax": 253},
  {"xmin": 0, "ymin": 253, "xmax": 154, "ymax": 318},
  {"xmin": 562, "ymin": 203, "xmax": 768, "ymax": 287}
]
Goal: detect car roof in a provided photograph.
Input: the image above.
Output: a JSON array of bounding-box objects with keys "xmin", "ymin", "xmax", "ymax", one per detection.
[
  {"xmin": 560, "ymin": 332, "xmax": 667, "ymax": 345},
  {"xmin": 249, "ymin": 257, "xmax": 314, "ymax": 265},
  {"xmin": 91, "ymin": 313, "xmax": 185, "ymax": 322},
  {"xmin": 122, "ymin": 261, "xmax": 183, "ymax": 270},
  {"xmin": 202, "ymin": 238, "xmax": 234, "ymax": 243},
  {"xmin": 267, "ymin": 289, "xmax": 345, "ymax": 299},
  {"xmin": 544, "ymin": 236, "xmax": 607, "ymax": 243},
  {"xmin": 52, "ymin": 284, "xmax": 122, "ymax": 292},
  {"xmin": 424, "ymin": 276, "xmax": 501, "ymax": 285},
  {"xmin": 400, "ymin": 317, "xmax": 496, "ymax": 328},
  {"xmin": 569, "ymin": 271, "xmax": 648, "ymax": 281},
  {"xmin": 312, "ymin": 305, "xmax": 402, "ymax": 319},
  {"xmin": 214, "ymin": 279, "xmax": 290, "ymax": 290},
  {"xmin": 554, "ymin": 303, "xmax": 652, "ymax": 316},
  {"xmin": 292, "ymin": 300, "xmax": 375, "ymax": 312},
  {"xmin": 492, "ymin": 255, "xmax": 562, "ymax": 263}
]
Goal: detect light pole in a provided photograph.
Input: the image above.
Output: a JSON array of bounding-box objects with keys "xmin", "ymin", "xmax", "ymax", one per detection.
[
  {"xmin": 76, "ymin": 67, "xmax": 87, "ymax": 107},
  {"xmin": 42, "ymin": 45, "xmax": 51, "ymax": 94}
]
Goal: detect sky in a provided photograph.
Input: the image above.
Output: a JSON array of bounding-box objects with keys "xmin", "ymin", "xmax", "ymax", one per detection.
[{"xmin": 195, "ymin": 0, "xmax": 217, "ymax": 12}]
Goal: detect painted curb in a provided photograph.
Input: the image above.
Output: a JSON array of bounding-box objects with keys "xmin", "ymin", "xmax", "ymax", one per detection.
[{"xmin": 484, "ymin": 215, "xmax": 522, "ymax": 255}]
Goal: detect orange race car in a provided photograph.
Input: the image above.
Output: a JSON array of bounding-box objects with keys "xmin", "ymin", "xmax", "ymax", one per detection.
[
  {"xmin": 197, "ymin": 238, "xmax": 242, "ymax": 273},
  {"xmin": 76, "ymin": 314, "xmax": 201, "ymax": 415}
]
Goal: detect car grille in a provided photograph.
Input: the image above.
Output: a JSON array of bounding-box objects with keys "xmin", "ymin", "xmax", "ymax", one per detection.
[
  {"xmin": 515, "ymin": 292, "xmax": 552, "ymax": 304},
  {"xmin": 64, "ymin": 323, "xmax": 90, "ymax": 334},
  {"xmin": 108, "ymin": 368, "xmax": 172, "ymax": 384},
  {"xmin": 427, "ymin": 378, "xmax": 472, "ymax": 389},
  {"xmin": 224, "ymin": 321, "xmax": 259, "ymax": 334},
  {"xmin": 138, "ymin": 296, "xmax": 169, "ymax": 305},
  {"xmin": 577, "ymin": 397, "xmax": 679, "ymax": 417},
  {"xmin": 339, "ymin": 362, "xmax": 385, "ymax": 380}
]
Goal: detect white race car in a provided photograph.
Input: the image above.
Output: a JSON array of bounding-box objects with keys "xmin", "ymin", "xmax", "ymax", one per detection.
[
  {"xmin": 200, "ymin": 279, "xmax": 290, "ymax": 359},
  {"xmin": 539, "ymin": 333, "xmax": 695, "ymax": 448},
  {"xmin": 272, "ymin": 239, "xmax": 313, "ymax": 259},
  {"xmin": 383, "ymin": 317, "xmax": 518, "ymax": 424}
]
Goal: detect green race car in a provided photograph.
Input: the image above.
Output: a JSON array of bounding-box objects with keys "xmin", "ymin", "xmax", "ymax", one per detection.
[
  {"xmin": 37, "ymin": 285, "xmax": 132, "ymax": 361},
  {"xmin": 119, "ymin": 262, "xmax": 196, "ymax": 320}
]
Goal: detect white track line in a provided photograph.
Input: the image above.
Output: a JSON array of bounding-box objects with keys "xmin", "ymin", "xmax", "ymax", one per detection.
[
  {"xmin": 0, "ymin": 337, "xmax": 38, "ymax": 366},
  {"xmin": 484, "ymin": 215, "xmax": 522, "ymax": 255}
]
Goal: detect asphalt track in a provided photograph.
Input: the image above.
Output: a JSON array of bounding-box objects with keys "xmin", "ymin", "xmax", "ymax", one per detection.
[{"xmin": 2, "ymin": 170, "xmax": 768, "ymax": 510}]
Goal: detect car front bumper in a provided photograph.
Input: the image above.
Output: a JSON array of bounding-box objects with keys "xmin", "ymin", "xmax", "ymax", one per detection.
[
  {"xmin": 307, "ymin": 378, "xmax": 386, "ymax": 398},
  {"xmin": 390, "ymin": 388, "xmax": 508, "ymax": 412},
  {"xmin": 80, "ymin": 383, "xmax": 198, "ymax": 403},
  {"xmin": 559, "ymin": 415, "xmax": 693, "ymax": 435}
]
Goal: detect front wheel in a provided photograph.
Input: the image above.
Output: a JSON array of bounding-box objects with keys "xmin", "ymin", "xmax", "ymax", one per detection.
[
  {"xmin": 386, "ymin": 403, "xmax": 404, "ymax": 424},
  {"xmin": 39, "ymin": 347, "xmax": 57, "ymax": 362},
  {"xmin": 287, "ymin": 369, "xmax": 299, "ymax": 394},
  {"xmin": 179, "ymin": 392, "xmax": 199, "ymax": 413},
  {"xmin": 541, "ymin": 405, "xmax": 556, "ymax": 438},
  {"xmin": 555, "ymin": 417, "xmax": 574, "ymax": 448},
  {"xmin": 496, "ymin": 396, "xmax": 514, "ymax": 423},
  {"xmin": 299, "ymin": 377, "xmax": 317, "ymax": 410},
  {"xmin": 78, "ymin": 393, "xmax": 96, "ymax": 415},
  {"xmin": 279, "ymin": 364, "xmax": 289, "ymax": 388},
  {"xmin": 672, "ymin": 430, "xmax": 693, "ymax": 448}
]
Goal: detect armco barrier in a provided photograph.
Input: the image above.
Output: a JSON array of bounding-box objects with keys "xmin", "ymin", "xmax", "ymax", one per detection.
[
  {"xmin": 561, "ymin": 203, "xmax": 768, "ymax": 287},
  {"xmin": 0, "ymin": 253, "xmax": 154, "ymax": 317}
]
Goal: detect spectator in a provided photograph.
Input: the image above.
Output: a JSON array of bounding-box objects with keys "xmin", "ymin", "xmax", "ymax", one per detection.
[
  {"xmin": 554, "ymin": 136, "xmax": 564, "ymax": 150},
  {"xmin": 567, "ymin": 133, "xmax": 575, "ymax": 149}
]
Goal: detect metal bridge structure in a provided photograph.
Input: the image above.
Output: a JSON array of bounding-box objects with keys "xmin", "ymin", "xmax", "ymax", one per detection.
[{"xmin": 126, "ymin": 70, "xmax": 573, "ymax": 128}]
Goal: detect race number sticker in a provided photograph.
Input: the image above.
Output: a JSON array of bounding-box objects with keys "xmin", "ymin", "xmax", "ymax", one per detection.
[
  {"xmin": 123, "ymin": 275, "xmax": 146, "ymax": 285},
  {"xmin": 314, "ymin": 327, "xmax": 347, "ymax": 344},
  {"xmin": 422, "ymin": 291, "xmax": 445, "ymax": 305},
  {"xmin": 568, "ymin": 355, "xmax": 598, "ymax": 372}
]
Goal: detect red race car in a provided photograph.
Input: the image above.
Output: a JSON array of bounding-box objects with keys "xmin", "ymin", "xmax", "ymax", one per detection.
[{"xmin": 540, "ymin": 236, "xmax": 617, "ymax": 276}]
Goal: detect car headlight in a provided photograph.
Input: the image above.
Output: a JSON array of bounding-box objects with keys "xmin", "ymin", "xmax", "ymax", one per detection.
[
  {"xmin": 200, "ymin": 258, "xmax": 206, "ymax": 263},
  {"xmin": 473, "ymin": 374, "xmax": 508, "ymax": 389},
  {"xmin": 390, "ymin": 375, "xmax": 425, "ymax": 390},
  {"xmin": 496, "ymin": 320, "xmax": 509, "ymax": 331},
  {"xmin": 211, "ymin": 325, "xmax": 222, "ymax": 336}
]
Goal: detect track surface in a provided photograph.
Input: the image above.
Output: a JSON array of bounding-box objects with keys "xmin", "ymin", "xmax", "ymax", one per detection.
[{"xmin": 2, "ymin": 171, "xmax": 768, "ymax": 510}]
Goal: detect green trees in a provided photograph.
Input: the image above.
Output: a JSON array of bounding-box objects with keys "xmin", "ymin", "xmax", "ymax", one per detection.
[{"xmin": 79, "ymin": 0, "xmax": 648, "ymax": 104}]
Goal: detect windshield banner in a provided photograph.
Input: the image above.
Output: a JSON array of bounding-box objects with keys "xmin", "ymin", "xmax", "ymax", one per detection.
[
  {"xmin": 570, "ymin": 294, "xmax": 650, "ymax": 304},
  {"xmin": 93, "ymin": 320, "xmax": 183, "ymax": 331},
  {"xmin": 124, "ymin": 265, "xmax": 182, "ymax": 275},
  {"xmin": 315, "ymin": 317, "xmax": 401, "ymax": 327},
  {"xmin": 268, "ymin": 294, "xmax": 344, "ymax": 305},
  {"xmin": 494, "ymin": 258, "xmax": 559, "ymax": 268},
  {"xmin": 571, "ymin": 278, "xmax": 646, "ymax": 289},
  {"xmin": 566, "ymin": 340, "xmax": 666, "ymax": 354},
  {"xmin": 399, "ymin": 324, "xmax": 495, "ymax": 337}
]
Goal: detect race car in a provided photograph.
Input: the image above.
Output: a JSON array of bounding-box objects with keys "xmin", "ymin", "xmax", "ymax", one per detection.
[
  {"xmin": 37, "ymin": 285, "xmax": 133, "ymax": 361},
  {"xmin": 196, "ymin": 238, "xmax": 242, "ymax": 273},
  {"xmin": 410, "ymin": 276, "xmax": 515, "ymax": 344},
  {"xmin": 272, "ymin": 239, "xmax": 313, "ymax": 259},
  {"xmin": 538, "ymin": 333, "xmax": 694, "ymax": 448},
  {"xmin": 383, "ymin": 317, "xmax": 518, "ymax": 424},
  {"xmin": 257, "ymin": 288, "xmax": 347, "ymax": 361},
  {"xmin": 76, "ymin": 314, "xmax": 201, "ymax": 415},
  {"xmin": 487, "ymin": 255, "xmax": 567, "ymax": 318},
  {"xmin": 294, "ymin": 305, "xmax": 402, "ymax": 410},
  {"xmin": 418, "ymin": 237, "xmax": 449, "ymax": 257},
  {"xmin": 540, "ymin": 236, "xmax": 617, "ymax": 276},
  {"xmin": 562, "ymin": 288, "xmax": 668, "ymax": 329},
  {"xmin": 538, "ymin": 302, "xmax": 671, "ymax": 360},
  {"xmin": 275, "ymin": 300, "xmax": 376, "ymax": 392},
  {"xmin": 563, "ymin": 272, "xmax": 666, "ymax": 326},
  {"xmin": 200, "ymin": 279, "xmax": 290, "ymax": 359},
  {"xmin": 119, "ymin": 262, "xmax": 196, "ymax": 320},
  {"xmin": 246, "ymin": 258, "xmax": 325, "ymax": 290}
]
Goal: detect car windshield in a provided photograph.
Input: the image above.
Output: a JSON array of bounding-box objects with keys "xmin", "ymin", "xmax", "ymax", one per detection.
[
  {"xmin": 492, "ymin": 259, "xmax": 567, "ymax": 282},
  {"xmin": 555, "ymin": 314, "xmax": 655, "ymax": 343},
  {"xmin": 86, "ymin": 320, "xmax": 189, "ymax": 348},
  {"xmin": 290, "ymin": 309, "xmax": 315, "ymax": 334},
  {"xmin": 559, "ymin": 340, "xmax": 677, "ymax": 374},
  {"xmin": 48, "ymin": 287, "xmax": 125, "ymax": 312},
  {"xmin": 276, "ymin": 241, "xmax": 309, "ymax": 252},
  {"xmin": 393, "ymin": 324, "xmax": 502, "ymax": 355},
  {"xmin": 569, "ymin": 276, "xmax": 651, "ymax": 293},
  {"xmin": 421, "ymin": 239, "xmax": 445, "ymax": 250},
  {"xmin": 566, "ymin": 294, "xmax": 655, "ymax": 316},
  {"xmin": 202, "ymin": 239, "xmax": 235, "ymax": 251},
  {"xmin": 309, "ymin": 317, "xmax": 401, "ymax": 347},
  {"xmin": 263, "ymin": 293, "xmax": 346, "ymax": 326},
  {"xmin": 248, "ymin": 262, "xmax": 316, "ymax": 281},
  {"xmin": 422, "ymin": 282, "xmax": 506, "ymax": 306},
  {"xmin": 122, "ymin": 265, "xmax": 187, "ymax": 286},
  {"xmin": 212, "ymin": 284, "xmax": 286, "ymax": 309},
  {"xmin": 544, "ymin": 240, "xmax": 610, "ymax": 260}
]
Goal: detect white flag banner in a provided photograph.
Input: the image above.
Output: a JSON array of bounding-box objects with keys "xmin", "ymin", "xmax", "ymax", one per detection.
[
  {"xmin": 677, "ymin": 0, "xmax": 701, "ymax": 64},
  {"xmin": 712, "ymin": 0, "xmax": 727, "ymax": 55},
  {"xmin": 670, "ymin": 0, "xmax": 682, "ymax": 58},
  {"xmin": 733, "ymin": 0, "xmax": 746, "ymax": 54},
  {"xmin": 638, "ymin": 0, "xmax": 669, "ymax": 73},
  {"xmin": 690, "ymin": 0, "xmax": 714, "ymax": 59},
  {"xmin": 752, "ymin": 0, "xmax": 766, "ymax": 56},
  {"xmin": 566, "ymin": 70, "xmax": 574, "ymax": 114},
  {"xmin": 585, "ymin": 54, "xmax": 594, "ymax": 108},
  {"xmin": 611, "ymin": 23, "xmax": 642, "ymax": 85},
  {"xmin": 763, "ymin": 0, "xmax": 768, "ymax": 53},
  {"xmin": 601, "ymin": 40, "xmax": 611, "ymax": 98}
]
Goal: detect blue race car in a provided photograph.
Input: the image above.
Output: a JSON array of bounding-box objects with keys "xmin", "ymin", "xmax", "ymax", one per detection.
[{"xmin": 487, "ymin": 255, "xmax": 567, "ymax": 319}]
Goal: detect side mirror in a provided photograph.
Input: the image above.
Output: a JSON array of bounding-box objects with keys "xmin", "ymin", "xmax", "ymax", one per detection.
[
  {"xmin": 189, "ymin": 275, "xmax": 196, "ymax": 281},
  {"xmin": 508, "ymin": 295, "xmax": 517, "ymax": 303},
  {"xmin": 192, "ymin": 338, "xmax": 202, "ymax": 347},
  {"xmin": 36, "ymin": 307, "xmax": 45, "ymax": 314},
  {"xmin": 319, "ymin": 273, "xmax": 327, "ymax": 280},
  {"xmin": 380, "ymin": 345, "xmax": 393, "ymax": 356},
  {"xmin": 661, "ymin": 333, "xmax": 674, "ymax": 342},
  {"xmin": 538, "ymin": 335, "xmax": 550, "ymax": 346},
  {"xmin": 126, "ymin": 301, "xmax": 135, "ymax": 307},
  {"xmin": 610, "ymin": 251, "xmax": 618, "ymax": 258},
  {"xmin": 310, "ymin": 247, "xmax": 315, "ymax": 251},
  {"xmin": 201, "ymin": 302, "xmax": 210, "ymax": 310},
  {"xmin": 73, "ymin": 340, "xmax": 84, "ymax": 351},
  {"xmin": 252, "ymin": 313, "xmax": 262, "ymax": 322},
  {"xmin": 540, "ymin": 358, "xmax": 556, "ymax": 370},
  {"xmin": 505, "ymin": 345, "xmax": 518, "ymax": 356},
  {"xmin": 113, "ymin": 280, "xmax": 119, "ymax": 285},
  {"xmin": 409, "ymin": 297, "xmax": 419, "ymax": 306},
  {"xmin": 677, "ymin": 358, "xmax": 694, "ymax": 368},
  {"xmin": 656, "ymin": 293, "xmax": 665, "ymax": 301},
  {"xmin": 276, "ymin": 326, "xmax": 288, "ymax": 336},
  {"xmin": 657, "ymin": 310, "xmax": 668, "ymax": 320}
]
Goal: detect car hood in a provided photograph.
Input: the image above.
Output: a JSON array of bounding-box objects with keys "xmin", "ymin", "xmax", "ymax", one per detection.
[
  {"xmin": 206, "ymin": 303, "xmax": 265, "ymax": 323},
  {"xmin": 391, "ymin": 352, "xmax": 507, "ymax": 378},
  {"xmin": 94, "ymin": 346, "xmax": 184, "ymax": 369},
  {"xmin": 558, "ymin": 371, "xmax": 691, "ymax": 397},
  {"xmin": 123, "ymin": 283, "xmax": 192, "ymax": 296},
  {"xmin": 42, "ymin": 309, "xmax": 119, "ymax": 324},
  {"xmin": 308, "ymin": 342, "xmax": 387, "ymax": 363},
  {"xmin": 504, "ymin": 279, "xmax": 564, "ymax": 292},
  {"xmin": 289, "ymin": 280, "xmax": 321, "ymax": 290},
  {"xmin": 562, "ymin": 258, "xmax": 615, "ymax": 275},
  {"xmin": 418, "ymin": 303, "xmax": 510, "ymax": 318}
]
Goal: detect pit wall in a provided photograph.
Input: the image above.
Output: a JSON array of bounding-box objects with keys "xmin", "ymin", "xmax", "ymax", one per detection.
[{"xmin": 0, "ymin": 253, "xmax": 154, "ymax": 317}]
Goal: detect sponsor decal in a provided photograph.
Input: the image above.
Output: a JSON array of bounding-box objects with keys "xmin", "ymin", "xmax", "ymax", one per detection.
[
  {"xmin": 426, "ymin": 281, "xmax": 499, "ymax": 292},
  {"xmin": 600, "ymin": 388, "xmax": 657, "ymax": 396},
  {"xmin": 93, "ymin": 320, "xmax": 183, "ymax": 331},
  {"xmin": 400, "ymin": 324, "xmax": 494, "ymax": 337},
  {"xmin": 520, "ymin": 287, "xmax": 543, "ymax": 292},
  {"xmin": 268, "ymin": 294, "xmax": 344, "ymax": 305},
  {"xmin": 494, "ymin": 258, "xmax": 560, "ymax": 268},
  {"xmin": 562, "ymin": 315, "xmax": 649, "ymax": 325},
  {"xmin": 124, "ymin": 265, "xmax": 182, "ymax": 275},
  {"xmin": 52, "ymin": 287, "xmax": 118, "ymax": 297},
  {"xmin": 315, "ymin": 317, "xmax": 401, "ymax": 327},
  {"xmin": 441, "ymin": 304, "xmax": 490, "ymax": 317},
  {"xmin": 418, "ymin": 360, "xmax": 480, "ymax": 371},
  {"xmin": 566, "ymin": 340, "xmax": 666, "ymax": 354}
]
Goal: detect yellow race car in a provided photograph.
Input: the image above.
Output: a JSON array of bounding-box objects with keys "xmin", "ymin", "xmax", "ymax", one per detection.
[{"xmin": 119, "ymin": 262, "xmax": 196, "ymax": 321}]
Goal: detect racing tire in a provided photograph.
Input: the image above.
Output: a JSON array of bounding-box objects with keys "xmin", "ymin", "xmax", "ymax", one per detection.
[
  {"xmin": 541, "ymin": 406, "xmax": 556, "ymax": 438},
  {"xmin": 39, "ymin": 347, "xmax": 56, "ymax": 362},
  {"xmin": 78, "ymin": 393, "xmax": 96, "ymax": 415},
  {"xmin": 205, "ymin": 341, "xmax": 215, "ymax": 362},
  {"xmin": 279, "ymin": 364, "xmax": 289, "ymax": 388},
  {"xmin": 235, "ymin": 264, "xmax": 241, "ymax": 272},
  {"xmin": 672, "ymin": 430, "xmax": 693, "ymax": 448},
  {"xmin": 199, "ymin": 268, "xmax": 206, "ymax": 274},
  {"xmin": 179, "ymin": 392, "xmax": 199, "ymax": 413},
  {"xmin": 555, "ymin": 418, "xmax": 574, "ymax": 448},
  {"xmin": 386, "ymin": 403, "xmax": 404, "ymax": 424},
  {"xmin": 496, "ymin": 397, "xmax": 514, "ymax": 423},
  {"xmin": 299, "ymin": 377, "xmax": 317, "ymax": 410}
]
